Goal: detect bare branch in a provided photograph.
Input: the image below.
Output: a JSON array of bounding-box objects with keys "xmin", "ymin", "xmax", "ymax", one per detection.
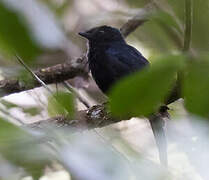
[
  {"xmin": 27, "ymin": 104, "xmax": 168, "ymax": 135},
  {"xmin": 27, "ymin": 104, "xmax": 120, "ymax": 130},
  {"xmin": 120, "ymin": 17, "xmax": 148, "ymax": 38},
  {"xmin": 120, "ymin": 4, "xmax": 153, "ymax": 37},
  {"xmin": 0, "ymin": 56, "xmax": 88, "ymax": 97},
  {"xmin": 15, "ymin": 54, "xmax": 53, "ymax": 94}
]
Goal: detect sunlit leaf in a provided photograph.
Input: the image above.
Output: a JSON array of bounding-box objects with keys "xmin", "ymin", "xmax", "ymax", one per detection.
[
  {"xmin": 183, "ymin": 58, "xmax": 209, "ymax": 118},
  {"xmin": 0, "ymin": 2, "xmax": 41, "ymax": 61},
  {"xmin": 109, "ymin": 55, "xmax": 184, "ymax": 117},
  {"xmin": 48, "ymin": 91, "xmax": 75, "ymax": 118},
  {"xmin": 0, "ymin": 118, "xmax": 51, "ymax": 179}
]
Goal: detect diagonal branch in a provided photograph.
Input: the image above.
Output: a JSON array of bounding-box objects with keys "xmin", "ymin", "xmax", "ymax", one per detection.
[
  {"xmin": 27, "ymin": 104, "xmax": 119, "ymax": 130},
  {"xmin": 120, "ymin": 4, "xmax": 153, "ymax": 37}
]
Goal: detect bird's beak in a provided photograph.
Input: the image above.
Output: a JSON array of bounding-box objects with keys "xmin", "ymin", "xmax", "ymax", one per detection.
[{"xmin": 78, "ymin": 32, "xmax": 91, "ymax": 39}]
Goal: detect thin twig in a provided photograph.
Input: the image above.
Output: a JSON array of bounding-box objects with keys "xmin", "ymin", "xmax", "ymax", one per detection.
[
  {"xmin": 15, "ymin": 54, "xmax": 53, "ymax": 94},
  {"xmin": 0, "ymin": 56, "xmax": 88, "ymax": 97},
  {"xmin": 15, "ymin": 55, "xmax": 76, "ymax": 119}
]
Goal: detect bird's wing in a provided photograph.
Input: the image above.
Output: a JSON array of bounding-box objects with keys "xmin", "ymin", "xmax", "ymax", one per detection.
[{"xmin": 105, "ymin": 44, "xmax": 149, "ymax": 79}]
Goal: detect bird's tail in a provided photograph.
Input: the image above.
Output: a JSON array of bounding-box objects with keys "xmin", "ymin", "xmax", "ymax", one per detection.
[{"xmin": 149, "ymin": 106, "xmax": 169, "ymax": 167}]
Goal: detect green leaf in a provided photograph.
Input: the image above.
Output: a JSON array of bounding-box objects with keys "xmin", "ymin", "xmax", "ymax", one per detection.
[
  {"xmin": 0, "ymin": 2, "xmax": 41, "ymax": 61},
  {"xmin": 0, "ymin": 100, "xmax": 19, "ymax": 109},
  {"xmin": 48, "ymin": 91, "xmax": 75, "ymax": 118},
  {"xmin": 0, "ymin": 118, "xmax": 50, "ymax": 179},
  {"xmin": 22, "ymin": 107, "xmax": 41, "ymax": 116},
  {"xmin": 109, "ymin": 55, "xmax": 184, "ymax": 117},
  {"xmin": 183, "ymin": 58, "xmax": 209, "ymax": 118}
]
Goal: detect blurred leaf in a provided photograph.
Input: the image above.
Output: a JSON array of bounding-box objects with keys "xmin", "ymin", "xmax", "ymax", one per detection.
[
  {"xmin": 156, "ymin": 0, "xmax": 184, "ymax": 26},
  {"xmin": 133, "ymin": 21, "xmax": 177, "ymax": 53},
  {"xmin": 0, "ymin": 100, "xmax": 19, "ymax": 109},
  {"xmin": 155, "ymin": 11, "xmax": 181, "ymax": 31},
  {"xmin": 132, "ymin": 9, "xmax": 183, "ymax": 52},
  {"xmin": 156, "ymin": 0, "xmax": 209, "ymax": 51},
  {"xmin": 55, "ymin": 1, "xmax": 72, "ymax": 17},
  {"xmin": 61, "ymin": 133, "xmax": 131, "ymax": 180},
  {"xmin": 165, "ymin": 0, "xmax": 209, "ymax": 51},
  {"xmin": 126, "ymin": 0, "xmax": 151, "ymax": 8},
  {"xmin": 109, "ymin": 55, "xmax": 184, "ymax": 117},
  {"xmin": 22, "ymin": 107, "xmax": 41, "ymax": 116},
  {"xmin": 60, "ymin": 132, "xmax": 169, "ymax": 180},
  {"xmin": 191, "ymin": 0, "xmax": 209, "ymax": 51},
  {"xmin": 0, "ymin": 117, "xmax": 51, "ymax": 179},
  {"xmin": 17, "ymin": 69, "xmax": 35, "ymax": 89},
  {"xmin": 183, "ymin": 57, "xmax": 209, "ymax": 118},
  {"xmin": 1, "ymin": 99, "xmax": 41, "ymax": 116},
  {"xmin": 48, "ymin": 91, "xmax": 75, "ymax": 118},
  {"xmin": 41, "ymin": 0, "xmax": 73, "ymax": 17},
  {"xmin": 166, "ymin": 0, "xmax": 184, "ymax": 22},
  {"xmin": 0, "ymin": 2, "xmax": 41, "ymax": 61},
  {"xmin": 154, "ymin": 11, "xmax": 183, "ymax": 45}
]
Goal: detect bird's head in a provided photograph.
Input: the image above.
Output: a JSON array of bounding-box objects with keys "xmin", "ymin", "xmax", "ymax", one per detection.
[{"xmin": 79, "ymin": 25, "xmax": 125, "ymax": 44}]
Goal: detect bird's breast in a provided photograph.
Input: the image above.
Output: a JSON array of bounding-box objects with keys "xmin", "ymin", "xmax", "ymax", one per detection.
[{"xmin": 88, "ymin": 52, "xmax": 116, "ymax": 93}]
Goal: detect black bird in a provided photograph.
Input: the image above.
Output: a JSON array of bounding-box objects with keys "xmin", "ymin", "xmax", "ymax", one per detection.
[
  {"xmin": 79, "ymin": 25, "xmax": 149, "ymax": 93},
  {"xmin": 79, "ymin": 26, "xmax": 168, "ymax": 166}
]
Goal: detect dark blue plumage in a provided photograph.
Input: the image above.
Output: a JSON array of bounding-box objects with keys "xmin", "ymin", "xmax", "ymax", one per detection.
[
  {"xmin": 79, "ymin": 26, "xmax": 168, "ymax": 166},
  {"xmin": 79, "ymin": 25, "xmax": 149, "ymax": 93}
]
